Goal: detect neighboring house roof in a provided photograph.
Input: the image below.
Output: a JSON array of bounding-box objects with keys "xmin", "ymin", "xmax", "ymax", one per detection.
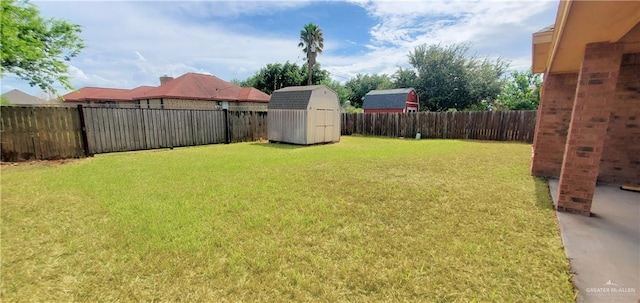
[
  {"xmin": 268, "ymin": 85, "xmax": 335, "ymax": 110},
  {"xmin": 139, "ymin": 73, "xmax": 270, "ymax": 102},
  {"xmin": 362, "ymin": 88, "xmax": 415, "ymax": 109},
  {"xmin": 127, "ymin": 86, "xmax": 156, "ymax": 98},
  {"xmin": 62, "ymin": 73, "xmax": 270, "ymax": 104},
  {"xmin": 238, "ymin": 87, "xmax": 270, "ymax": 103},
  {"xmin": 63, "ymin": 86, "xmax": 154, "ymax": 102},
  {"xmin": 1, "ymin": 89, "xmax": 45, "ymax": 105}
]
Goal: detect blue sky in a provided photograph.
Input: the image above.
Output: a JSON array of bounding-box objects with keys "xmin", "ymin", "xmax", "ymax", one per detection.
[{"xmin": 1, "ymin": 0, "xmax": 559, "ymax": 97}]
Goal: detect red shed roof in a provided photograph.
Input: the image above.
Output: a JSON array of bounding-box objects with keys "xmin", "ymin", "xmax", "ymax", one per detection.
[{"xmin": 62, "ymin": 73, "xmax": 270, "ymax": 103}]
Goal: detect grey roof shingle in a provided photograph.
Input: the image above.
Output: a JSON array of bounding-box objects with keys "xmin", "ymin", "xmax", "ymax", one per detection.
[
  {"xmin": 269, "ymin": 85, "xmax": 339, "ymax": 110},
  {"xmin": 362, "ymin": 88, "xmax": 414, "ymax": 109},
  {"xmin": 268, "ymin": 90, "xmax": 313, "ymax": 110}
]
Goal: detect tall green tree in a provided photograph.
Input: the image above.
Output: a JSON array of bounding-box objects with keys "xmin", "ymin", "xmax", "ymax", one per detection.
[
  {"xmin": 467, "ymin": 58, "xmax": 509, "ymax": 107},
  {"xmin": 298, "ymin": 23, "xmax": 324, "ymax": 85},
  {"xmin": 393, "ymin": 67, "xmax": 418, "ymax": 89},
  {"xmin": 301, "ymin": 63, "xmax": 330, "ymax": 86},
  {"xmin": 1, "ymin": 0, "xmax": 84, "ymax": 94},
  {"xmin": 496, "ymin": 69, "xmax": 542, "ymax": 110},
  {"xmin": 344, "ymin": 73, "xmax": 394, "ymax": 108},
  {"xmin": 405, "ymin": 43, "xmax": 508, "ymax": 111},
  {"xmin": 241, "ymin": 61, "xmax": 305, "ymax": 94},
  {"xmin": 239, "ymin": 61, "xmax": 330, "ymax": 95},
  {"xmin": 320, "ymin": 79, "xmax": 349, "ymax": 106}
]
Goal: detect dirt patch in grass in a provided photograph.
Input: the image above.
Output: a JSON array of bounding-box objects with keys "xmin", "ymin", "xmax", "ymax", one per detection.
[{"xmin": 1, "ymin": 158, "xmax": 87, "ymax": 167}]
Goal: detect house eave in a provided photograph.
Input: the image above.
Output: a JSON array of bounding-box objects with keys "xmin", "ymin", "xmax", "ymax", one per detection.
[{"xmin": 533, "ymin": 0, "xmax": 640, "ymax": 74}]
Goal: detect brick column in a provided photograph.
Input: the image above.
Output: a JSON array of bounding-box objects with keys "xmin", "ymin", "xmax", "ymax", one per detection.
[
  {"xmin": 598, "ymin": 53, "xmax": 640, "ymax": 185},
  {"xmin": 557, "ymin": 42, "xmax": 624, "ymax": 216},
  {"xmin": 531, "ymin": 73, "xmax": 577, "ymax": 178}
]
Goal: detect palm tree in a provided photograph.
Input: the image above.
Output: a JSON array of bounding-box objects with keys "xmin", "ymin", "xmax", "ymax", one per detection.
[{"xmin": 298, "ymin": 23, "xmax": 324, "ymax": 85}]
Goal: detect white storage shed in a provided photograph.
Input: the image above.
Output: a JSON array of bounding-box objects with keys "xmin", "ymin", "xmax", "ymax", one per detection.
[{"xmin": 268, "ymin": 85, "xmax": 341, "ymax": 145}]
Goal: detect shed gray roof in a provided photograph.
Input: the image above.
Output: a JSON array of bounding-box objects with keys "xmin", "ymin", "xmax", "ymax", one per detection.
[
  {"xmin": 362, "ymin": 88, "xmax": 415, "ymax": 109},
  {"xmin": 276, "ymin": 85, "xmax": 326, "ymax": 92},
  {"xmin": 268, "ymin": 85, "xmax": 336, "ymax": 110},
  {"xmin": 269, "ymin": 90, "xmax": 312, "ymax": 109}
]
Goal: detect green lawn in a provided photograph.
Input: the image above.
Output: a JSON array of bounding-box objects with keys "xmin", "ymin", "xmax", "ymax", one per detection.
[{"xmin": 1, "ymin": 136, "xmax": 574, "ymax": 302}]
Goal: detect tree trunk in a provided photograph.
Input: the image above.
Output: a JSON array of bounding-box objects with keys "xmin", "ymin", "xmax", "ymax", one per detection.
[{"xmin": 307, "ymin": 62, "xmax": 313, "ymax": 85}]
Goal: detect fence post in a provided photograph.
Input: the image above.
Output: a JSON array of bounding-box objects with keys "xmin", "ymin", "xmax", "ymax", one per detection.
[
  {"xmin": 166, "ymin": 110, "xmax": 174, "ymax": 150},
  {"xmin": 77, "ymin": 104, "xmax": 93, "ymax": 157},
  {"xmin": 223, "ymin": 109, "xmax": 230, "ymax": 144}
]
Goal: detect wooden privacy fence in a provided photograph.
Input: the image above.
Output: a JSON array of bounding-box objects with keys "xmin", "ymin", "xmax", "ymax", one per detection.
[
  {"xmin": 84, "ymin": 108, "xmax": 267, "ymax": 154},
  {"xmin": 0, "ymin": 106, "xmax": 85, "ymax": 161},
  {"xmin": 83, "ymin": 108, "xmax": 226, "ymax": 154},
  {"xmin": 2, "ymin": 106, "xmax": 536, "ymax": 162},
  {"xmin": 1, "ymin": 106, "xmax": 268, "ymax": 161},
  {"xmin": 341, "ymin": 111, "xmax": 537, "ymax": 143},
  {"xmin": 228, "ymin": 111, "xmax": 268, "ymax": 143}
]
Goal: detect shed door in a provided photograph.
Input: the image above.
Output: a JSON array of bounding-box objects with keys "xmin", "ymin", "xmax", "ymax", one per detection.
[{"xmin": 315, "ymin": 108, "xmax": 333, "ymax": 143}]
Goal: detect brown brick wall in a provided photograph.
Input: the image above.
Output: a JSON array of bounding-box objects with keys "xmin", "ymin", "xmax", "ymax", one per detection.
[
  {"xmin": 531, "ymin": 73, "xmax": 577, "ymax": 178},
  {"xmin": 83, "ymin": 98, "xmax": 269, "ymax": 110},
  {"xmin": 136, "ymin": 99, "xmax": 268, "ymax": 111},
  {"xmin": 557, "ymin": 42, "xmax": 625, "ymax": 215},
  {"xmin": 599, "ymin": 53, "xmax": 640, "ymax": 186},
  {"xmin": 228, "ymin": 102, "xmax": 268, "ymax": 111},
  {"xmin": 163, "ymin": 99, "xmax": 216, "ymax": 110}
]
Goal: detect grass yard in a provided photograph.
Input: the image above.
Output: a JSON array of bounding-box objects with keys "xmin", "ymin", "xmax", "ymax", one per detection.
[{"xmin": 1, "ymin": 136, "xmax": 574, "ymax": 302}]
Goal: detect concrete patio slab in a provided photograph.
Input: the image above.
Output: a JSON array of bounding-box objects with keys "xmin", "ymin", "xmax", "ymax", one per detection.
[{"xmin": 549, "ymin": 180, "xmax": 640, "ymax": 303}]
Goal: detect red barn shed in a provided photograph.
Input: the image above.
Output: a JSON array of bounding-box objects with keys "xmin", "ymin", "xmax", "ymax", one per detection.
[{"xmin": 362, "ymin": 88, "xmax": 419, "ymax": 113}]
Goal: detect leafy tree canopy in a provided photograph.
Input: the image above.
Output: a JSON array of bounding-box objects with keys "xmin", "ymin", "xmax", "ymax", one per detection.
[
  {"xmin": 1, "ymin": 0, "xmax": 85, "ymax": 94},
  {"xmin": 495, "ymin": 69, "xmax": 541, "ymax": 110},
  {"xmin": 405, "ymin": 43, "xmax": 509, "ymax": 111},
  {"xmin": 240, "ymin": 61, "xmax": 304, "ymax": 95},
  {"xmin": 238, "ymin": 43, "xmax": 520, "ymax": 112},
  {"xmin": 393, "ymin": 67, "xmax": 418, "ymax": 90},
  {"xmin": 320, "ymin": 79, "xmax": 350, "ymax": 106},
  {"xmin": 238, "ymin": 61, "xmax": 331, "ymax": 95},
  {"xmin": 344, "ymin": 73, "xmax": 394, "ymax": 108}
]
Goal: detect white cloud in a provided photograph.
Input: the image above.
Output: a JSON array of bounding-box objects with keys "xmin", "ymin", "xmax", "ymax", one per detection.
[
  {"xmin": 67, "ymin": 65, "xmax": 90, "ymax": 82},
  {"xmin": 68, "ymin": 65, "xmax": 129, "ymax": 88},
  {"xmin": 21, "ymin": 1, "xmax": 307, "ymax": 92},
  {"xmin": 2, "ymin": 0, "xmax": 557, "ymax": 95},
  {"xmin": 322, "ymin": 0, "xmax": 557, "ymax": 81},
  {"xmin": 150, "ymin": 1, "xmax": 311, "ymax": 18}
]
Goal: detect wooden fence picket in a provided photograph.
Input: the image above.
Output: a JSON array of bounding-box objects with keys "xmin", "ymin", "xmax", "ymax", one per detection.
[
  {"xmin": 1, "ymin": 106, "xmax": 536, "ymax": 162},
  {"xmin": 340, "ymin": 111, "xmax": 536, "ymax": 142}
]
